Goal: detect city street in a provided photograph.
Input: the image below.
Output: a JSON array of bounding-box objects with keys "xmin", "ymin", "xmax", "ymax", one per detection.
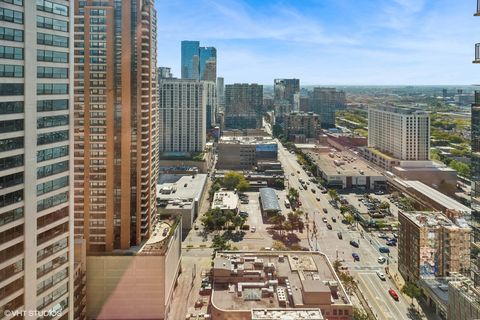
[{"xmin": 276, "ymin": 140, "xmax": 418, "ymax": 320}]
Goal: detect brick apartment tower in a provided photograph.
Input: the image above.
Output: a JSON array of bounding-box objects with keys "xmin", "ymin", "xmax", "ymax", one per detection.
[{"xmin": 73, "ymin": 0, "xmax": 158, "ymax": 253}]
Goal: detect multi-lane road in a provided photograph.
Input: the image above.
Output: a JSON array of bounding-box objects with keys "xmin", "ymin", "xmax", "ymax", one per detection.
[{"xmin": 276, "ymin": 140, "xmax": 415, "ymax": 320}]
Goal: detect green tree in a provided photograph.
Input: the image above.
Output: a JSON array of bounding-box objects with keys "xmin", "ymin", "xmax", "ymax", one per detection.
[
  {"xmin": 222, "ymin": 171, "xmax": 245, "ymax": 190},
  {"xmin": 288, "ymin": 187, "xmax": 299, "ymax": 202},
  {"xmin": 333, "ymin": 260, "xmax": 342, "ymax": 272},
  {"xmin": 236, "ymin": 179, "xmax": 250, "ymax": 192},
  {"xmin": 328, "ymin": 189, "xmax": 339, "ymax": 201},
  {"xmin": 211, "ymin": 235, "xmax": 232, "ymax": 252},
  {"xmin": 449, "ymin": 160, "xmax": 471, "ymax": 178},
  {"xmin": 272, "ymin": 240, "xmax": 287, "ymax": 251},
  {"xmin": 402, "ymin": 281, "xmax": 422, "ymax": 305},
  {"xmin": 340, "ymin": 205, "xmax": 350, "ymax": 215},
  {"xmin": 379, "ymin": 201, "xmax": 390, "ymax": 210},
  {"xmin": 353, "ymin": 308, "xmax": 374, "ymax": 320},
  {"xmin": 345, "ymin": 213, "xmax": 355, "ymax": 225}
]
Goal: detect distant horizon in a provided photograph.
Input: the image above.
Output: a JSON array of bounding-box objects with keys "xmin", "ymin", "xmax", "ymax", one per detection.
[{"xmin": 157, "ymin": 0, "xmax": 479, "ymax": 85}]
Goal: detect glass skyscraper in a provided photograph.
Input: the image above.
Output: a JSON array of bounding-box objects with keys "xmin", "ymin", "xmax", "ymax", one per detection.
[
  {"xmin": 181, "ymin": 40, "xmax": 200, "ymax": 80},
  {"xmin": 181, "ymin": 40, "xmax": 216, "ymax": 81}
]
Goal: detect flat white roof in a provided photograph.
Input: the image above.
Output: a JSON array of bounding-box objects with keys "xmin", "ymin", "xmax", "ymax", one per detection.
[
  {"xmin": 212, "ymin": 191, "xmax": 239, "ymax": 210},
  {"xmin": 404, "ymin": 180, "xmax": 471, "ymax": 214}
]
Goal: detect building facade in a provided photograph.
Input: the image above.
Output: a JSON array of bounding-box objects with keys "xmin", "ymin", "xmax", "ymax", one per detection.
[
  {"xmin": 216, "ymin": 137, "xmax": 277, "ymax": 170},
  {"xmin": 274, "ymin": 78, "xmax": 299, "ymax": 113},
  {"xmin": 181, "ymin": 40, "xmax": 216, "ymax": 81},
  {"xmin": 73, "ymin": 0, "xmax": 158, "ymax": 253},
  {"xmin": 158, "ymin": 79, "xmax": 207, "ymax": 154},
  {"xmin": 368, "ymin": 105, "xmax": 430, "ymax": 161},
  {"xmin": 0, "ymin": 0, "xmax": 75, "ymax": 317},
  {"xmin": 158, "ymin": 66, "xmax": 173, "ymax": 79},
  {"xmin": 224, "ymin": 83, "xmax": 263, "ymax": 129},
  {"xmin": 311, "ymin": 87, "xmax": 345, "ymax": 129},
  {"xmin": 283, "ymin": 112, "xmax": 319, "ymax": 140},
  {"xmin": 398, "ymin": 211, "xmax": 470, "ymax": 282},
  {"xmin": 448, "ymin": 277, "xmax": 480, "ymax": 320}
]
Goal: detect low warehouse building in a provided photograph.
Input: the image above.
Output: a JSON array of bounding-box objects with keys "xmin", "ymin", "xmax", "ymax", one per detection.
[{"xmin": 259, "ymin": 188, "xmax": 281, "ymax": 216}]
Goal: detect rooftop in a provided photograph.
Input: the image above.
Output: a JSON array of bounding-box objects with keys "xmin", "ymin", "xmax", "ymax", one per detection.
[
  {"xmin": 251, "ymin": 308, "xmax": 323, "ymax": 320},
  {"xmin": 211, "ymin": 251, "xmax": 351, "ymax": 312},
  {"xmin": 369, "ymin": 105, "xmax": 429, "ymax": 115},
  {"xmin": 259, "ymin": 188, "xmax": 281, "ymax": 212},
  {"xmin": 212, "ymin": 191, "xmax": 239, "ymax": 211},
  {"xmin": 219, "ymin": 136, "xmax": 276, "ymax": 145},
  {"xmin": 399, "ymin": 180, "xmax": 471, "ymax": 214},
  {"xmin": 400, "ymin": 211, "xmax": 470, "ymax": 230},
  {"xmin": 305, "ymin": 150, "xmax": 382, "ymax": 177},
  {"xmin": 156, "ymin": 174, "xmax": 208, "ymax": 209}
]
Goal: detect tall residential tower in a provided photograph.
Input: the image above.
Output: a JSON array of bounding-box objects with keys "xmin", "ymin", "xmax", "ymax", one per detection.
[{"xmin": 73, "ymin": 0, "xmax": 158, "ymax": 253}]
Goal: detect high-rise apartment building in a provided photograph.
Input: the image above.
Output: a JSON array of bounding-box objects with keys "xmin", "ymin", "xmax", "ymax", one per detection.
[
  {"xmin": 73, "ymin": 0, "xmax": 158, "ymax": 253},
  {"xmin": 217, "ymin": 76, "xmax": 225, "ymax": 107},
  {"xmin": 158, "ymin": 66, "xmax": 173, "ymax": 79},
  {"xmin": 181, "ymin": 40, "xmax": 216, "ymax": 81},
  {"xmin": 274, "ymin": 78, "xmax": 299, "ymax": 113},
  {"xmin": 311, "ymin": 87, "xmax": 346, "ymax": 129},
  {"xmin": 0, "ymin": 0, "xmax": 75, "ymax": 317},
  {"xmin": 283, "ymin": 112, "xmax": 319, "ymax": 140},
  {"xmin": 368, "ymin": 105, "xmax": 430, "ymax": 161},
  {"xmin": 158, "ymin": 79, "xmax": 207, "ymax": 154},
  {"xmin": 398, "ymin": 211, "xmax": 470, "ymax": 282},
  {"xmin": 224, "ymin": 83, "xmax": 263, "ymax": 129}
]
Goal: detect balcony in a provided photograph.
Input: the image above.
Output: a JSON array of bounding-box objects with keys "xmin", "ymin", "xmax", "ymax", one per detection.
[{"xmin": 474, "ymin": 43, "xmax": 480, "ymax": 63}]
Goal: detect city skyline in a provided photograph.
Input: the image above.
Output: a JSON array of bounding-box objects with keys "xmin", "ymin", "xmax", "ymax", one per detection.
[{"xmin": 157, "ymin": 0, "xmax": 478, "ymax": 85}]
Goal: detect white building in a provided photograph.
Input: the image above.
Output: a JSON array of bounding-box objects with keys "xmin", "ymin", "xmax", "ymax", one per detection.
[
  {"xmin": 0, "ymin": 0, "xmax": 75, "ymax": 318},
  {"xmin": 158, "ymin": 79, "xmax": 208, "ymax": 153},
  {"xmin": 368, "ymin": 105, "xmax": 430, "ymax": 161}
]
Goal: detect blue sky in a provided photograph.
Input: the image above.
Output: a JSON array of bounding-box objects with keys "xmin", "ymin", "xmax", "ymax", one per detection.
[{"xmin": 156, "ymin": 0, "xmax": 479, "ymax": 85}]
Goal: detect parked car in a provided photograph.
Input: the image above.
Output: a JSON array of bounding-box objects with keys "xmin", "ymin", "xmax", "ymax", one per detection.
[
  {"xmin": 322, "ymin": 217, "xmax": 328, "ymax": 223},
  {"xmin": 323, "ymin": 208, "xmax": 328, "ymax": 213},
  {"xmin": 386, "ymin": 240, "xmax": 397, "ymax": 246},
  {"xmin": 316, "ymin": 197, "xmax": 321, "ymax": 201},
  {"xmin": 239, "ymin": 211, "xmax": 249, "ymax": 218},
  {"xmin": 393, "ymin": 233, "xmax": 398, "ymax": 238},
  {"xmin": 352, "ymin": 253, "xmax": 360, "ymax": 261},
  {"xmin": 378, "ymin": 233, "xmax": 389, "ymax": 239},
  {"xmin": 377, "ymin": 256, "xmax": 386, "ymax": 264},
  {"xmin": 350, "ymin": 240, "xmax": 359, "ymax": 248},
  {"xmin": 331, "ymin": 217, "xmax": 337, "ymax": 222},
  {"xmin": 376, "ymin": 271, "xmax": 386, "ymax": 281},
  {"xmin": 389, "ymin": 288, "xmax": 399, "ymax": 301},
  {"xmin": 311, "ymin": 188, "xmax": 316, "ymax": 193},
  {"xmin": 250, "ymin": 226, "xmax": 256, "ymax": 233},
  {"xmin": 337, "ymin": 232, "xmax": 343, "ymax": 239},
  {"xmin": 241, "ymin": 200, "xmax": 249, "ymax": 204},
  {"xmin": 379, "ymin": 246, "xmax": 390, "ymax": 253},
  {"xmin": 326, "ymin": 223, "xmax": 332, "ymax": 230}
]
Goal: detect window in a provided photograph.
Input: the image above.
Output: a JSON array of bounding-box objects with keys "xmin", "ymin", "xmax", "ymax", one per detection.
[
  {"xmin": 37, "ymin": 238, "xmax": 67, "ymax": 262},
  {"xmin": 0, "ymin": 137, "xmax": 23, "ymax": 152},
  {"xmin": 0, "ymin": 172, "xmax": 23, "ymax": 189},
  {"xmin": 0, "ymin": 8, "xmax": 23, "ymax": 24},
  {"xmin": 37, "ymin": 66, "xmax": 68, "ymax": 79},
  {"xmin": 0, "ymin": 119, "xmax": 23, "ymax": 133},
  {"xmin": 0, "ymin": 27, "xmax": 23, "ymax": 42},
  {"xmin": 37, "ymin": 176, "xmax": 68, "ymax": 196},
  {"xmin": 36, "ymin": 0, "xmax": 69, "ymax": 16},
  {"xmin": 37, "ymin": 191, "xmax": 68, "ymax": 212},
  {"xmin": 36, "ymin": 16, "xmax": 68, "ymax": 32},
  {"xmin": 37, "ymin": 49, "xmax": 68, "ymax": 63},
  {"xmin": 37, "ymin": 146, "xmax": 68, "ymax": 163},
  {"xmin": 0, "ymin": 84, "xmax": 23, "ymax": 96},
  {"xmin": 0, "ymin": 207, "xmax": 23, "ymax": 228},
  {"xmin": 37, "ymin": 84, "xmax": 68, "ymax": 95},
  {"xmin": 0, "ymin": 46, "xmax": 23, "ymax": 60},
  {"xmin": 37, "ymin": 115, "xmax": 68, "ymax": 129},
  {"xmin": 0, "ymin": 0, "xmax": 23, "ymax": 6},
  {"xmin": 37, "ymin": 32, "xmax": 68, "ymax": 48},
  {"xmin": 37, "ymin": 99, "xmax": 68, "ymax": 112},
  {"xmin": 0, "ymin": 64, "xmax": 22, "ymax": 77},
  {"xmin": 0, "ymin": 154, "xmax": 23, "ymax": 171},
  {"xmin": 0, "ymin": 190, "xmax": 23, "ymax": 208},
  {"xmin": 37, "ymin": 130, "xmax": 68, "ymax": 145},
  {"xmin": 0, "ymin": 101, "xmax": 23, "ymax": 114},
  {"xmin": 37, "ymin": 160, "xmax": 68, "ymax": 179}
]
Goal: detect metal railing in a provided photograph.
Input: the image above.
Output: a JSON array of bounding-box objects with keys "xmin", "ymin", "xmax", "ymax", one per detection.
[{"xmin": 475, "ymin": 43, "xmax": 480, "ymax": 63}]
